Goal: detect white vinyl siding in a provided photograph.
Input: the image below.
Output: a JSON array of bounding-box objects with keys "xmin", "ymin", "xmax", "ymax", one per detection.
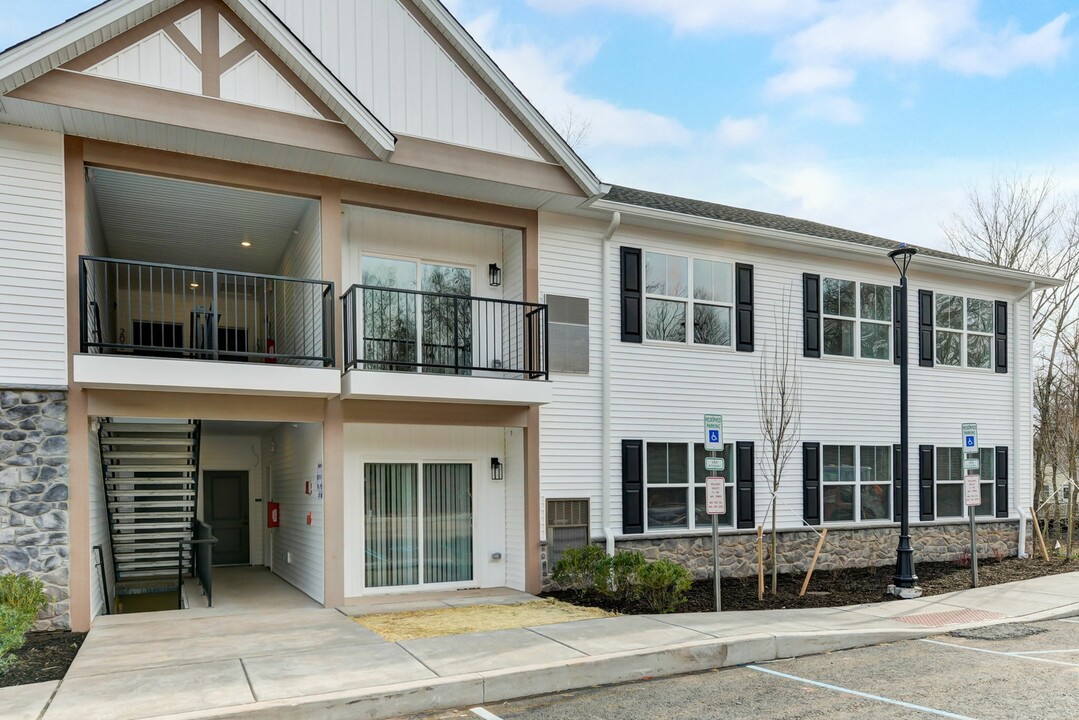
[
  {"xmin": 0, "ymin": 125, "xmax": 66, "ymax": 387},
  {"xmin": 265, "ymin": 423, "xmax": 324, "ymax": 603},
  {"xmin": 274, "ymin": 201, "xmax": 323, "ymax": 366},
  {"xmin": 259, "ymin": 0, "xmax": 543, "ymax": 160},
  {"xmin": 538, "ymin": 211, "xmax": 1032, "ymax": 539}
]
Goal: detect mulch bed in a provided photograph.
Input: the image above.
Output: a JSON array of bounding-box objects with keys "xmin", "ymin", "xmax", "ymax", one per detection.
[
  {"xmin": 544, "ymin": 557, "xmax": 1078, "ymax": 614},
  {"xmin": 0, "ymin": 631, "xmax": 86, "ymax": 688}
]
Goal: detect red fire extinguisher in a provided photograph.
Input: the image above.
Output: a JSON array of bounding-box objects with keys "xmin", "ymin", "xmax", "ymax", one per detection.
[{"xmin": 265, "ymin": 337, "xmax": 277, "ymax": 364}]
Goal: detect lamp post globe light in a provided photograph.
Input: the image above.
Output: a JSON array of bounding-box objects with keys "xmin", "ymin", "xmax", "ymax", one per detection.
[{"xmin": 889, "ymin": 244, "xmax": 922, "ymax": 598}]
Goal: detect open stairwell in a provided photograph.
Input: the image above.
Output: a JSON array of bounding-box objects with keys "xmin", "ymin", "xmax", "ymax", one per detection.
[{"xmin": 99, "ymin": 419, "xmax": 201, "ymax": 604}]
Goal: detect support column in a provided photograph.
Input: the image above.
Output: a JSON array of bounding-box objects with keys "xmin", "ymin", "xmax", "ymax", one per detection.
[
  {"xmin": 522, "ymin": 212, "xmax": 542, "ymax": 593},
  {"xmin": 321, "ymin": 181, "xmax": 345, "ymax": 607}
]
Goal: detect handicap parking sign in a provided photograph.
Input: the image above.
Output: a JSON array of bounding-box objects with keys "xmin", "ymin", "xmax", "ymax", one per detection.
[
  {"xmin": 962, "ymin": 423, "xmax": 978, "ymax": 452},
  {"xmin": 704, "ymin": 414, "xmax": 723, "ymax": 451},
  {"xmin": 708, "ymin": 430, "xmax": 720, "ymax": 443}
]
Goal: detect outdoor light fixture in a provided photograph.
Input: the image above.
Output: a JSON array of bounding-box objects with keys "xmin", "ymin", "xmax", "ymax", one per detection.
[
  {"xmin": 189, "ymin": 282, "xmax": 199, "ymax": 289},
  {"xmin": 888, "ymin": 243, "xmax": 921, "ymax": 598},
  {"xmin": 489, "ymin": 263, "xmax": 502, "ymax": 287},
  {"xmin": 241, "ymin": 241, "xmax": 252, "ymax": 247},
  {"xmin": 491, "ymin": 457, "xmax": 504, "ymax": 481}
]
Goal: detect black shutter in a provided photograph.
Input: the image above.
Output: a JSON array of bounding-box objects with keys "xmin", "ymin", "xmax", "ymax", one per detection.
[
  {"xmin": 918, "ymin": 445, "xmax": 935, "ymax": 521},
  {"xmin": 736, "ymin": 441, "xmax": 755, "ymax": 528},
  {"xmin": 803, "ymin": 273, "xmax": 821, "ymax": 358},
  {"xmin": 893, "ymin": 443, "xmax": 902, "ymax": 522},
  {"xmin": 994, "ymin": 300, "xmax": 1008, "ymax": 374},
  {"xmin": 803, "ymin": 442, "xmax": 821, "ymax": 525},
  {"xmin": 893, "ymin": 286, "xmax": 902, "ymax": 365},
  {"xmin": 735, "ymin": 263, "xmax": 754, "ymax": 352},
  {"xmin": 620, "ymin": 247, "xmax": 642, "ymax": 343},
  {"xmin": 918, "ymin": 290, "xmax": 934, "ymax": 367},
  {"xmin": 621, "ymin": 439, "xmax": 644, "ymax": 534},
  {"xmin": 995, "ymin": 446, "xmax": 1009, "ymax": 518}
]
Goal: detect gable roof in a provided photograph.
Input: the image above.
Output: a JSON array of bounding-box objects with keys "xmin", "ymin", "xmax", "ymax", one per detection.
[
  {"xmin": 600, "ymin": 185, "xmax": 1062, "ymax": 287},
  {"xmin": 0, "ymin": 0, "xmax": 397, "ymax": 160}
]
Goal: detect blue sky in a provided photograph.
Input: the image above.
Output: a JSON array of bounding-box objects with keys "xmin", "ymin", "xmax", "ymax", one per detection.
[{"xmin": 3, "ymin": 1, "xmax": 1077, "ymax": 250}]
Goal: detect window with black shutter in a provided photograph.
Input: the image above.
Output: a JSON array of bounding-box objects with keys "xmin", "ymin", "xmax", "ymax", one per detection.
[
  {"xmin": 803, "ymin": 442, "xmax": 821, "ymax": 524},
  {"xmin": 620, "ymin": 247, "xmax": 642, "ymax": 343},
  {"xmin": 995, "ymin": 446, "xmax": 1009, "ymax": 518},
  {"xmin": 803, "ymin": 274, "xmax": 821, "ymax": 358},
  {"xmin": 736, "ymin": 441, "xmax": 754, "ymax": 528},
  {"xmin": 918, "ymin": 445, "xmax": 935, "ymax": 521},
  {"xmin": 995, "ymin": 301, "xmax": 1008, "ymax": 374},
  {"xmin": 621, "ymin": 439, "xmax": 643, "ymax": 534},
  {"xmin": 918, "ymin": 290, "xmax": 934, "ymax": 367},
  {"xmin": 735, "ymin": 263, "xmax": 754, "ymax": 352}
]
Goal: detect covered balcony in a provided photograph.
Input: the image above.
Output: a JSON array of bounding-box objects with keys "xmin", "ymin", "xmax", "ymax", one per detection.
[{"xmin": 74, "ymin": 168, "xmax": 339, "ymax": 397}]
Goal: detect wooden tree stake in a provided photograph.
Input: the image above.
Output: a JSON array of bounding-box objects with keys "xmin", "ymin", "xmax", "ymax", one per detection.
[
  {"xmin": 1031, "ymin": 506, "xmax": 1051, "ymax": 561},
  {"xmin": 799, "ymin": 528, "xmax": 828, "ymax": 597},
  {"xmin": 756, "ymin": 526, "xmax": 764, "ymax": 601}
]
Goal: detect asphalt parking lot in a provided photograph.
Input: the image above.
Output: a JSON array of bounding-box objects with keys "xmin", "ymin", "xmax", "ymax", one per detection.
[{"xmin": 417, "ymin": 618, "xmax": 1079, "ymax": 720}]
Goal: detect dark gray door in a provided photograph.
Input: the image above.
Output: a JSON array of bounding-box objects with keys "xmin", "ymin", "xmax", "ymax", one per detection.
[{"xmin": 205, "ymin": 471, "xmax": 249, "ymax": 565}]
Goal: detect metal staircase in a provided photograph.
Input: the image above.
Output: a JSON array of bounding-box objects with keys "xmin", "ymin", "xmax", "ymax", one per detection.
[{"xmin": 98, "ymin": 419, "xmax": 202, "ymax": 601}]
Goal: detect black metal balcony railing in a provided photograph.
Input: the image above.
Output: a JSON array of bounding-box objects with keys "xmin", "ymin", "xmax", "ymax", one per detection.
[
  {"xmin": 79, "ymin": 256, "xmax": 334, "ymax": 367},
  {"xmin": 342, "ymin": 284, "xmax": 548, "ymax": 380}
]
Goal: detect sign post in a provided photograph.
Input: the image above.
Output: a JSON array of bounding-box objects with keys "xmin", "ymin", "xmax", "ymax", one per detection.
[
  {"xmin": 962, "ymin": 423, "xmax": 980, "ymax": 588},
  {"xmin": 706, "ymin": 476, "xmax": 726, "ymax": 612}
]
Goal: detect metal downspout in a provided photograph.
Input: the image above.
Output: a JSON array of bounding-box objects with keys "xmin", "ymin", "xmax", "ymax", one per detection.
[
  {"xmin": 1014, "ymin": 281, "xmax": 1036, "ymax": 557},
  {"xmin": 601, "ymin": 211, "xmax": 621, "ymax": 555}
]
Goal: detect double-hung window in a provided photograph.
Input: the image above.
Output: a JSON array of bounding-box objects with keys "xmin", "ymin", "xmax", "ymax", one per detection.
[
  {"xmin": 645, "ymin": 252, "xmax": 733, "ymax": 346},
  {"xmin": 936, "ymin": 447, "xmax": 995, "ymax": 517},
  {"xmin": 645, "ymin": 442, "xmax": 734, "ymax": 530},
  {"xmin": 935, "ymin": 295, "xmax": 993, "ymax": 369},
  {"xmin": 821, "ymin": 445, "xmax": 892, "ymax": 522},
  {"xmin": 822, "ymin": 278, "xmax": 891, "ymax": 360}
]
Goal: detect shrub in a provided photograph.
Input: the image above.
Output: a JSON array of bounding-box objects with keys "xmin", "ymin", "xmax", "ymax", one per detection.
[
  {"xmin": 0, "ymin": 574, "xmax": 50, "ymax": 674},
  {"xmin": 551, "ymin": 545, "xmax": 609, "ymax": 594},
  {"xmin": 596, "ymin": 550, "xmax": 647, "ymax": 603},
  {"xmin": 636, "ymin": 559, "xmax": 693, "ymax": 613}
]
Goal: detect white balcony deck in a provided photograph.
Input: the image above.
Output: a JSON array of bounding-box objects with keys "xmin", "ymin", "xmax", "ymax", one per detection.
[
  {"xmin": 74, "ymin": 354, "xmax": 340, "ymax": 398},
  {"xmin": 341, "ymin": 369, "xmax": 552, "ymax": 405}
]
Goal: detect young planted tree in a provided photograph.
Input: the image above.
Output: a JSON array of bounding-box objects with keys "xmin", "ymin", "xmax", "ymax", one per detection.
[{"xmin": 755, "ymin": 288, "xmax": 801, "ymax": 594}]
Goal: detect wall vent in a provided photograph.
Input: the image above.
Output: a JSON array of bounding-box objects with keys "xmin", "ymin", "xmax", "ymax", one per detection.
[
  {"xmin": 546, "ymin": 498, "xmax": 590, "ymax": 568},
  {"xmin": 546, "ymin": 295, "xmax": 589, "ymax": 374}
]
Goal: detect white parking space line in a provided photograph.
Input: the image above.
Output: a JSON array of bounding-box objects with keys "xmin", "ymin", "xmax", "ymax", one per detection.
[
  {"xmin": 471, "ymin": 707, "xmax": 505, "ymax": 720},
  {"xmin": 920, "ymin": 639, "xmax": 1079, "ymax": 667},
  {"xmin": 1059, "ymin": 618, "xmax": 1079, "ymax": 624},
  {"xmin": 746, "ymin": 665, "xmax": 980, "ymax": 720},
  {"xmin": 1011, "ymin": 648, "xmax": 1079, "ymax": 656}
]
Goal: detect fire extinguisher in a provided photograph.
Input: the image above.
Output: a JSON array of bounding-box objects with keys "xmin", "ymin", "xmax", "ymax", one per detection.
[{"xmin": 265, "ymin": 337, "xmax": 277, "ymax": 364}]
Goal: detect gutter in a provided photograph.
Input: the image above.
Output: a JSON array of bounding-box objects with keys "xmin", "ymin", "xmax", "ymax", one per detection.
[
  {"xmin": 600, "ymin": 211, "xmax": 621, "ymax": 554},
  {"xmin": 1013, "ymin": 281, "xmax": 1036, "ymax": 558}
]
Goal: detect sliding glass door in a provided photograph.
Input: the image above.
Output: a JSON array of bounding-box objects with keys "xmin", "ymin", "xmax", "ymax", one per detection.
[{"xmin": 364, "ymin": 462, "xmax": 474, "ymax": 589}]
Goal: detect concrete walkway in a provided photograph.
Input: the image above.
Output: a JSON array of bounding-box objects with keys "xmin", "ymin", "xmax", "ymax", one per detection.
[{"xmin": 8, "ymin": 572, "xmax": 1079, "ymax": 720}]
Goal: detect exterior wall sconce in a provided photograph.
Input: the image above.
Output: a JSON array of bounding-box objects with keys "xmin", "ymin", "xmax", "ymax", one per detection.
[
  {"xmin": 491, "ymin": 457, "xmax": 504, "ymax": 481},
  {"xmin": 489, "ymin": 263, "xmax": 502, "ymax": 287}
]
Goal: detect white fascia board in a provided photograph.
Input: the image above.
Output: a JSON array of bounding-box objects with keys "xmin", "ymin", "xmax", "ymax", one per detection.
[
  {"xmin": 0, "ymin": 0, "xmax": 182, "ymax": 94},
  {"xmin": 75, "ymin": 354, "xmax": 341, "ymax": 397},
  {"xmin": 342, "ymin": 369, "xmax": 553, "ymax": 406},
  {"xmin": 593, "ymin": 199, "xmax": 1065, "ymax": 290},
  {"xmin": 412, "ymin": 0, "xmax": 602, "ymax": 198},
  {"xmin": 224, "ymin": 0, "xmax": 397, "ymax": 160}
]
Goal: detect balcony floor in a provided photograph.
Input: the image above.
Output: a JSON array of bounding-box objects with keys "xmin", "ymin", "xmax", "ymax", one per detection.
[{"xmin": 341, "ymin": 368, "xmax": 552, "ymax": 405}]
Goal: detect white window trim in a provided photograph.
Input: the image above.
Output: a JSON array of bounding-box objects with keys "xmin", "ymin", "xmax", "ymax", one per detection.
[
  {"xmin": 643, "ymin": 251, "xmax": 735, "ymax": 349},
  {"xmin": 644, "ymin": 441, "xmax": 736, "ymax": 533},
  {"xmin": 933, "ymin": 293, "xmax": 995, "ymax": 371},
  {"xmin": 820, "ymin": 443, "xmax": 893, "ymax": 524},
  {"xmin": 935, "ymin": 446, "xmax": 995, "ymax": 519},
  {"xmin": 821, "ymin": 277, "xmax": 892, "ymax": 362}
]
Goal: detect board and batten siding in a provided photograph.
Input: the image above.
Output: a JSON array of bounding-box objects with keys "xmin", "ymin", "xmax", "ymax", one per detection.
[
  {"xmin": 538, "ymin": 211, "xmax": 1035, "ymax": 538},
  {"xmin": 265, "ymin": 422, "xmax": 324, "ymax": 603},
  {"xmin": 342, "ymin": 423, "xmax": 515, "ymax": 597},
  {"xmin": 0, "ymin": 125, "xmax": 66, "ymax": 387},
  {"xmin": 88, "ymin": 428, "xmax": 113, "ymax": 620},
  {"xmin": 259, "ymin": 0, "xmax": 543, "ymax": 161}
]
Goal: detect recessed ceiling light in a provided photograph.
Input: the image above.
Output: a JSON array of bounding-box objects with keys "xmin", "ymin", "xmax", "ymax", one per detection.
[
  {"xmin": 241, "ymin": 241, "xmax": 252, "ymax": 247},
  {"xmin": 189, "ymin": 282, "xmax": 199, "ymax": 289}
]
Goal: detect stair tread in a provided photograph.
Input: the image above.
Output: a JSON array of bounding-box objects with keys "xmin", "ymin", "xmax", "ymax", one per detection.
[
  {"xmin": 101, "ymin": 423, "xmax": 196, "ymax": 432},
  {"xmin": 107, "ymin": 465, "xmax": 195, "ymax": 473},
  {"xmin": 108, "ymin": 489, "xmax": 196, "ymax": 496},
  {"xmin": 101, "ymin": 437, "xmax": 196, "ymax": 445},
  {"xmin": 104, "ymin": 451, "xmax": 196, "ymax": 459}
]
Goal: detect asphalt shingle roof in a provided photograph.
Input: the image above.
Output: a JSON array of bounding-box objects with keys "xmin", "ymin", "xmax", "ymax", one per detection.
[{"xmin": 605, "ymin": 185, "xmax": 1004, "ymax": 272}]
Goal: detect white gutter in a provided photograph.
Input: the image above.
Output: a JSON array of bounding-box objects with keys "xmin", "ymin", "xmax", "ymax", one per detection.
[
  {"xmin": 1014, "ymin": 281, "xmax": 1036, "ymax": 558},
  {"xmin": 600, "ymin": 211, "xmax": 621, "ymax": 555}
]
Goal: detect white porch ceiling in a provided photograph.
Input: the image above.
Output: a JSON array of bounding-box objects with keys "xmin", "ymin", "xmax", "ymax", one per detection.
[{"xmin": 88, "ymin": 166, "xmax": 316, "ymax": 274}]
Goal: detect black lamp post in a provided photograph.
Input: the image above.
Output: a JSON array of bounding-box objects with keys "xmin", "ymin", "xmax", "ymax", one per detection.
[{"xmin": 889, "ymin": 244, "xmax": 920, "ymax": 595}]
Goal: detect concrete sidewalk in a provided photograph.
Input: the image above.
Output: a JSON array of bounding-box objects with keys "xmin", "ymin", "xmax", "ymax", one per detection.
[{"xmin": 9, "ymin": 572, "xmax": 1079, "ymax": 720}]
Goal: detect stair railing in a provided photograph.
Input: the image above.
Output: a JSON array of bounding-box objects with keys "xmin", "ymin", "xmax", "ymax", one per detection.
[{"xmin": 177, "ymin": 522, "xmax": 217, "ymax": 610}]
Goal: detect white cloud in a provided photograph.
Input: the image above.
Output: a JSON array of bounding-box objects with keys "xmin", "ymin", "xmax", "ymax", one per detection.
[
  {"xmin": 715, "ymin": 116, "xmax": 767, "ymax": 147},
  {"xmin": 764, "ymin": 66, "xmax": 854, "ymax": 99},
  {"xmin": 944, "ymin": 13, "xmax": 1071, "ymax": 77},
  {"xmin": 525, "ymin": 0, "xmax": 822, "ymax": 34},
  {"xmin": 462, "ymin": 10, "xmax": 692, "ymax": 149},
  {"xmin": 800, "ymin": 96, "xmax": 863, "ymax": 125}
]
